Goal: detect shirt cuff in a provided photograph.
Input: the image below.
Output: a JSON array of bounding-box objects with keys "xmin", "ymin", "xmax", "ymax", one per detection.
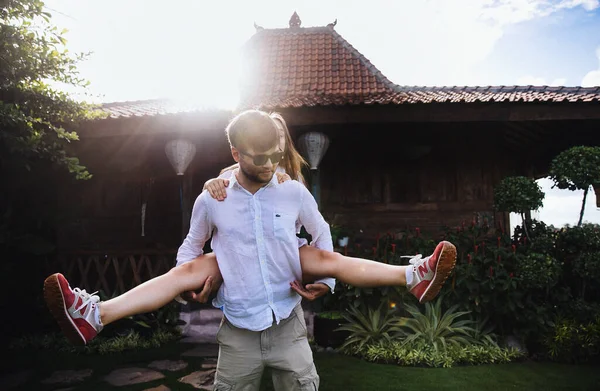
[{"xmin": 315, "ymin": 277, "xmax": 336, "ymax": 293}]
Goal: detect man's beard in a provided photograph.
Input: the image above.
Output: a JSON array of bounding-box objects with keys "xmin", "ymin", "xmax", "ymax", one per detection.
[{"xmin": 239, "ymin": 165, "xmax": 272, "ymax": 184}]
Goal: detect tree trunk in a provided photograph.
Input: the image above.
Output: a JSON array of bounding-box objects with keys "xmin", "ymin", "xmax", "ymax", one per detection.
[
  {"xmin": 578, "ymin": 186, "xmax": 589, "ymax": 226},
  {"xmin": 521, "ymin": 212, "xmax": 531, "ymax": 243}
]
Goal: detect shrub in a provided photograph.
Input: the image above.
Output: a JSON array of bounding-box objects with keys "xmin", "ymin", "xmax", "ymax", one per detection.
[
  {"xmin": 9, "ymin": 328, "xmax": 181, "ymax": 355},
  {"xmin": 336, "ymin": 304, "xmax": 403, "ymax": 351},
  {"xmin": 353, "ymin": 342, "xmax": 524, "ymax": 368},
  {"xmin": 543, "ymin": 317, "xmax": 600, "ymax": 363},
  {"xmin": 395, "ymin": 298, "xmax": 477, "ymax": 353},
  {"xmin": 517, "ymin": 253, "xmax": 563, "ymax": 290}
]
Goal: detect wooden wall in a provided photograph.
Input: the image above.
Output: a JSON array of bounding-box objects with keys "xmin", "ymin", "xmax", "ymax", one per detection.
[
  {"xmin": 57, "ymin": 119, "xmax": 539, "ymax": 250},
  {"xmin": 311, "ymin": 122, "xmax": 512, "ymax": 237}
]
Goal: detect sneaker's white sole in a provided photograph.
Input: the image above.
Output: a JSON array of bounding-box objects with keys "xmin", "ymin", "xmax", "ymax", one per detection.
[
  {"xmin": 44, "ymin": 274, "xmax": 87, "ymax": 346},
  {"xmin": 419, "ymin": 241, "xmax": 457, "ymax": 303}
]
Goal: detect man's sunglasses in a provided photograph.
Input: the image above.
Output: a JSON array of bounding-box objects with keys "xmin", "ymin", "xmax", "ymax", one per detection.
[{"xmin": 239, "ymin": 150, "xmax": 284, "ymax": 166}]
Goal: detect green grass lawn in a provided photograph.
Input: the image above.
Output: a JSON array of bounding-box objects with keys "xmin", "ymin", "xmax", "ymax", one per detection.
[{"xmin": 4, "ymin": 342, "xmax": 600, "ymax": 391}]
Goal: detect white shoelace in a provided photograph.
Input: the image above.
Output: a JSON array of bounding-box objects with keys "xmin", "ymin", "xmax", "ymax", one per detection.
[
  {"xmin": 401, "ymin": 254, "xmax": 430, "ymax": 266},
  {"xmin": 73, "ymin": 288, "xmax": 100, "ymax": 312}
]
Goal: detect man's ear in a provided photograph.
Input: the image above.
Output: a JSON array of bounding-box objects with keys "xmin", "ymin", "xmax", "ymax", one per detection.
[{"xmin": 231, "ymin": 147, "xmax": 241, "ymax": 163}]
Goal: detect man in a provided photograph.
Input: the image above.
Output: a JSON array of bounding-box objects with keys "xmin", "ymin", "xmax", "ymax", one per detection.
[{"xmin": 176, "ymin": 109, "xmax": 331, "ymax": 390}]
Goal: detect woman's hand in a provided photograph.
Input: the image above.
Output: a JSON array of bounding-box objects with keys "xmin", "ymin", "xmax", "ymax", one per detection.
[
  {"xmin": 203, "ymin": 178, "xmax": 229, "ymax": 201},
  {"xmin": 276, "ymin": 172, "xmax": 291, "ymax": 184}
]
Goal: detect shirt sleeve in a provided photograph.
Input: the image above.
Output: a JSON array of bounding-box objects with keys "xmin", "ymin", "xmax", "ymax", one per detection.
[
  {"xmin": 297, "ymin": 185, "xmax": 336, "ymax": 293},
  {"xmin": 176, "ymin": 192, "xmax": 213, "ymax": 267}
]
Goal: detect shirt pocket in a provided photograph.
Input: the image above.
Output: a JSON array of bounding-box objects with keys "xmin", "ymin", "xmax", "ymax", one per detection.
[{"xmin": 273, "ymin": 212, "xmax": 296, "ymax": 241}]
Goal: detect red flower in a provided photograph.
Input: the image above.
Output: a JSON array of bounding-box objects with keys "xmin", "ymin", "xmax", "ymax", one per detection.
[
  {"xmin": 509, "ymin": 273, "xmax": 514, "ymax": 278},
  {"xmin": 391, "ymin": 244, "xmax": 396, "ymax": 254},
  {"xmin": 467, "ymin": 254, "xmax": 472, "ymax": 264},
  {"xmin": 497, "ymin": 237, "xmax": 501, "ymax": 248},
  {"xmin": 415, "ymin": 227, "xmax": 421, "ymax": 237},
  {"xmin": 471, "ymin": 219, "xmax": 476, "ymax": 227},
  {"xmin": 474, "ymin": 245, "xmax": 479, "ymax": 254},
  {"xmin": 489, "ymin": 266, "xmax": 494, "ymax": 277},
  {"xmin": 512, "ymin": 245, "xmax": 516, "ymax": 253}
]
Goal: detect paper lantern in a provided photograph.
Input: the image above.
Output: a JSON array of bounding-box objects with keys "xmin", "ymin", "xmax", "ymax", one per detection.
[
  {"xmin": 165, "ymin": 139, "xmax": 196, "ymax": 175},
  {"xmin": 297, "ymin": 132, "xmax": 330, "ymax": 170}
]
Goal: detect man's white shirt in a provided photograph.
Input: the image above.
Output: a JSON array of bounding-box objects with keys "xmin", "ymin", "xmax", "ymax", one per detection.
[{"xmin": 176, "ymin": 172, "xmax": 335, "ymax": 332}]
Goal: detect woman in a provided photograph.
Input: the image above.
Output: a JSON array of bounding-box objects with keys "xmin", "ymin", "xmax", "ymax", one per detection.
[{"xmin": 43, "ymin": 112, "xmax": 457, "ymax": 346}]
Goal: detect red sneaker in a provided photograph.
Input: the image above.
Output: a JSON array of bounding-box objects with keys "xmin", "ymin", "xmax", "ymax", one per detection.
[
  {"xmin": 43, "ymin": 273, "xmax": 103, "ymax": 346},
  {"xmin": 406, "ymin": 241, "xmax": 457, "ymax": 303}
]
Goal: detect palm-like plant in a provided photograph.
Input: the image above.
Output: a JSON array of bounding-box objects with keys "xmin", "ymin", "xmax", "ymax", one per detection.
[
  {"xmin": 336, "ymin": 304, "xmax": 403, "ymax": 351},
  {"xmin": 397, "ymin": 297, "xmax": 477, "ymax": 353}
]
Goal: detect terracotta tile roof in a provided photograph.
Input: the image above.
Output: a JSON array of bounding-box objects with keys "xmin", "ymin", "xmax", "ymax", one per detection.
[
  {"xmin": 100, "ymin": 99, "xmax": 213, "ymax": 119},
  {"xmin": 238, "ymin": 13, "xmax": 600, "ymax": 109},
  {"xmin": 246, "ymin": 86, "xmax": 600, "ymax": 108},
  {"xmin": 239, "ymin": 13, "xmax": 396, "ymax": 109},
  {"xmin": 379, "ymin": 86, "xmax": 600, "ymax": 105}
]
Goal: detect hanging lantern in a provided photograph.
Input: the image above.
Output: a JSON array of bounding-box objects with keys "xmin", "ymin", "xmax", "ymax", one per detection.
[
  {"xmin": 297, "ymin": 132, "xmax": 330, "ymax": 170},
  {"xmin": 165, "ymin": 139, "xmax": 196, "ymax": 175}
]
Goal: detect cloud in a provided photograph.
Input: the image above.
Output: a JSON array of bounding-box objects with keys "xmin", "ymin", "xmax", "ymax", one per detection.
[
  {"xmin": 44, "ymin": 0, "xmax": 600, "ymax": 102},
  {"xmin": 516, "ymin": 76, "xmax": 567, "ymax": 85},
  {"xmin": 582, "ymin": 47, "xmax": 600, "ymax": 87}
]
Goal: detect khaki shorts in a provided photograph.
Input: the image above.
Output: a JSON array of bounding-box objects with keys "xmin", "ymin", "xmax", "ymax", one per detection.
[{"xmin": 214, "ymin": 304, "xmax": 319, "ymax": 391}]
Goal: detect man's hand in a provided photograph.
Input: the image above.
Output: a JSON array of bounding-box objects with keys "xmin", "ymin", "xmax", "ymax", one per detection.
[
  {"xmin": 290, "ymin": 280, "xmax": 330, "ymax": 301},
  {"xmin": 180, "ymin": 276, "xmax": 214, "ymax": 304}
]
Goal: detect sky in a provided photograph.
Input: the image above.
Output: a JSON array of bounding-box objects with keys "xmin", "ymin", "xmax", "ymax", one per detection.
[{"xmin": 43, "ymin": 0, "xmax": 600, "ymax": 228}]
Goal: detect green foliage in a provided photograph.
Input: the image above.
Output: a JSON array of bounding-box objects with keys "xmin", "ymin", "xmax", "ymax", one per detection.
[
  {"xmin": 9, "ymin": 329, "xmax": 181, "ymax": 355},
  {"xmin": 573, "ymin": 252, "xmax": 600, "ymax": 283},
  {"xmin": 395, "ymin": 298, "xmax": 477, "ymax": 353},
  {"xmin": 336, "ymin": 304, "xmax": 403, "ymax": 351},
  {"xmin": 315, "ymin": 311, "xmax": 344, "ymax": 320},
  {"xmin": 517, "ymin": 253, "xmax": 563, "ymax": 290},
  {"xmin": 549, "ymin": 146, "xmax": 600, "ymax": 191},
  {"xmin": 549, "ymin": 146, "xmax": 600, "ymax": 225},
  {"xmin": 348, "ymin": 342, "xmax": 524, "ymax": 368},
  {"xmin": 543, "ymin": 317, "xmax": 600, "ymax": 363},
  {"xmin": 493, "ymin": 176, "xmax": 545, "ymax": 214},
  {"xmin": 555, "ymin": 224, "xmax": 600, "ymax": 259},
  {"xmin": 1, "ymin": 0, "xmax": 103, "ymax": 178}
]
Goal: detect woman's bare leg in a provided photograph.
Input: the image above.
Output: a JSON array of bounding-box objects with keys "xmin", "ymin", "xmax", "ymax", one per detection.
[
  {"xmin": 99, "ymin": 253, "xmax": 222, "ymax": 325},
  {"xmin": 298, "ymin": 246, "xmax": 407, "ymax": 287}
]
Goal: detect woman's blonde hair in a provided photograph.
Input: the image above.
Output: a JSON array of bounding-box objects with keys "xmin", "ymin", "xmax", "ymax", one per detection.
[
  {"xmin": 269, "ymin": 112, "xmax": 308, "ymax": 184},
  {"xmin": 219, "ymin": 112, "xmax": 308, "ymax": 185}
]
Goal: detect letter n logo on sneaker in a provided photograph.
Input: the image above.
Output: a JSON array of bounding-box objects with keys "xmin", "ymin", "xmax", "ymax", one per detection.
[{"xmin": 418, "ymin": 263, "xmax": 432, "ymax": 280}]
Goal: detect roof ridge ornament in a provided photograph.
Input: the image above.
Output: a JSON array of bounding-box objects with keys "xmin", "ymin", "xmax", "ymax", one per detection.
[
  {"xmin": 254, "ymin": 22, "xmax": 264, "ymax": 31},
  {"xmin": 327, "ymin": 19, "xmax": 337, "ymax": 29},
  {"xmin": 289, "ymin": 11, "xmax": 301, "ymax": 28}
]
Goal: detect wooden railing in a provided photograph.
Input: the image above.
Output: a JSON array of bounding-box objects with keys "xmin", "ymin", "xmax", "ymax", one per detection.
[{"xmin": 53, "ymin": 250, "xmax": 177, "ymax": 297}]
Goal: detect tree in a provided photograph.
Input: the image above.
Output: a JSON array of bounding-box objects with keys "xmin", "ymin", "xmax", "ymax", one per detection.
[
  {"xmin": 494, "ymin": 176, "xmax": 545, "ymax": 241},
  {"xmin": 1, "ymin": 0, "xmax": 102, "ymax": 180},
  {"xmin": 548, "ymin": 146, "xmax": 600, "ymax": 226},
  {"xmin": 1, "ymin": 0, "xmax": 103, "ymax": 254}
]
